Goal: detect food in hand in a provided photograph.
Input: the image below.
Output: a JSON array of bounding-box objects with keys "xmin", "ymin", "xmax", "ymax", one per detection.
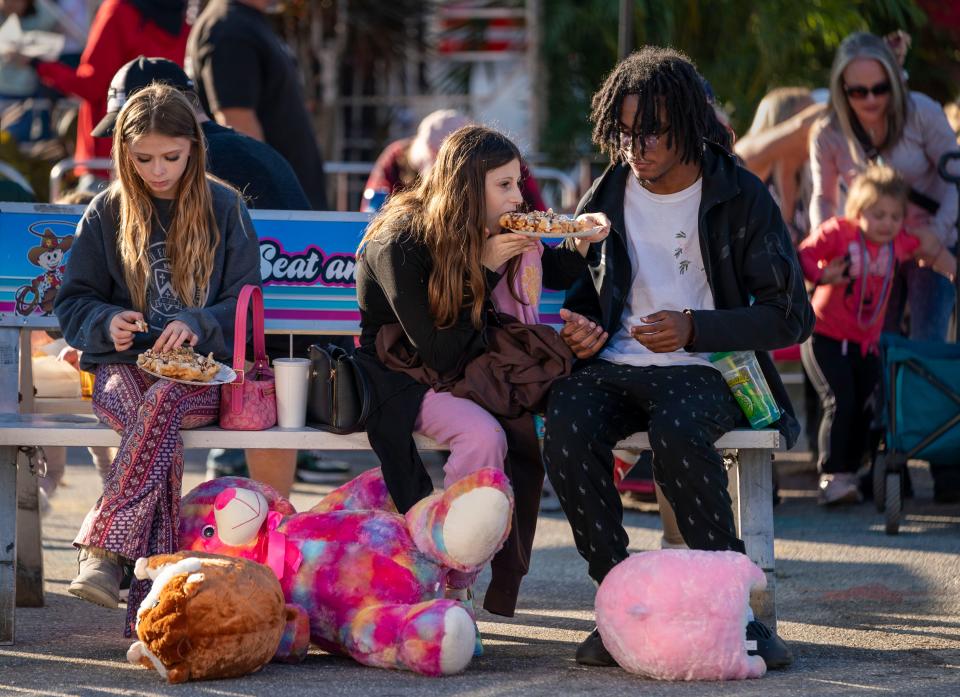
[
  {"xmin": 137, "ymin": 346, "xmax": 220, "ymax": 382},
  {"xmin": 134, "ymin": 319, "xmax": 148, "ymax": 333},
  {"xmin": 499, "ymin": 209, "xmax": 594, "ymax": 236}
]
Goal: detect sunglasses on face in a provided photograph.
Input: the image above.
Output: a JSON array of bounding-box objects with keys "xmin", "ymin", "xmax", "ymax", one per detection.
[{"xmin": 844, "ymin": 81, "xmax": 892, "ymax": 100}]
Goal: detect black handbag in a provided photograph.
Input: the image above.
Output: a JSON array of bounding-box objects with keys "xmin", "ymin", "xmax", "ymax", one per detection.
[{"xmin": 306, "ymin": 344, "xmax": 371, "ymax": 434}]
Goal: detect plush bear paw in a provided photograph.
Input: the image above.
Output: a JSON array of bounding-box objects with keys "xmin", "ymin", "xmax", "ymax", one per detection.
[{"xmin": 406, "ymin": 468, "xmax": 513, "ymax": 571}]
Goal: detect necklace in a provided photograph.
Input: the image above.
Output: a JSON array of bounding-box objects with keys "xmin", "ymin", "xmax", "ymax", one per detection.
[{"xmin": 855, "ymin": 230, "xmax": 894, "ymax": 329}]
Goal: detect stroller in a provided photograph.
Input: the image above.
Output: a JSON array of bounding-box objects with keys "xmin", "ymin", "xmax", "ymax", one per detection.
[{"xmin": 873, "ymin": 152, "xmax": 960, "ymax": 534}]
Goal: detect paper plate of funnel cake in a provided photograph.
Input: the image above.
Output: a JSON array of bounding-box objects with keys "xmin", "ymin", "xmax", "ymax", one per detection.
[
  {"xmin": 137, "ymin": 346, "xmax": 236, "ymax": 385},
  {"xmin": 499, "ymin": 209, "xmax": 601, "ymax": 238}
]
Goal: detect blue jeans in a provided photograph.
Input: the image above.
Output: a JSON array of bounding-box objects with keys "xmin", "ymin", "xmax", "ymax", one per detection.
[{"xmin": 883, "ymin": 260, "xmax": 956, "ymax": 342}]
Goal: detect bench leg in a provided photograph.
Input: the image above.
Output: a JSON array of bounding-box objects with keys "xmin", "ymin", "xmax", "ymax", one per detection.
[
  {"xmin": 15, "ymin": 448, "xmax": 43, "ymax": 608},
  {"xmin": 732, "ymin": 448, "xmax": 777, "ymax": 631},
  {"xmin": 1, "ymin": 446, "xmax": 17, "ymax": 644}
]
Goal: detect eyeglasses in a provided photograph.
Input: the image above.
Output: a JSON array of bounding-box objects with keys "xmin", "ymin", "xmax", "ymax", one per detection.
[
  {"xmin": 844, "ymin": 81, "xmax": 892, "ymax": 100},
  {"xmin": 618, "ymin": 126, "xmax": 670, "ymax": 151}
]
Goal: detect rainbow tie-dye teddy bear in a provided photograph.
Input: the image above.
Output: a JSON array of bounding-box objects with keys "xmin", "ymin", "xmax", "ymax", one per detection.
[{"xmin": 176, "ymin": 467, "xmax": 513, "ymax": 676}]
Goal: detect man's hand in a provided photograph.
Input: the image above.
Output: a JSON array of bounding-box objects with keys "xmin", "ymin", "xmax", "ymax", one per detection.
[
  {"xmin": 153, "ymin": 320, "xmax": 199, "ymax": 353},
  {"xmin": 559, "ymin": 308, "xmax": 607, "ymax": 359},
  {"xmin": 630, "ymin": 310, "xmax": 693, "ymax": 353},
  {"xmin": 109, "ymin": 310, "xmax": 145, "ymax": 352},
  {"xmin": 482, "ymin": 231, "xmax": 537, "ymax": 271}
]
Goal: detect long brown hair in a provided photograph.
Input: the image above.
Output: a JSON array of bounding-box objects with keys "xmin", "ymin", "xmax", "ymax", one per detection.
[
  {"xmin": 360, "ymin": 125, "xmax": 521, "ymax": 329},
  {"xmin": 110, "ymin": 83, "xmax": 218, "ymax": 313}
]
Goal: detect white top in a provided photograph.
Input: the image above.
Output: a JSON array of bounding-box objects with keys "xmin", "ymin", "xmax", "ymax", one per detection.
[{"xmin": 601, "ymin": 174, "xmax": 717, "ymax": 370}]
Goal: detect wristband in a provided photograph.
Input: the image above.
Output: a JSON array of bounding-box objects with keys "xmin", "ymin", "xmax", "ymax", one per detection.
[{"xmin": 682, "ymin": 308, "xmax": 696, "ymax": 348}]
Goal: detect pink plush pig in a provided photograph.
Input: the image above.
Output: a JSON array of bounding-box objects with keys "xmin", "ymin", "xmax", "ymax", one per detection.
[
  {"xmin": 595, "ymin": 550, "xmax": 767, "ymax": 681},
  {"xmin": 178, "ymin": 467, "xmax": 513, "ymax": 676}
]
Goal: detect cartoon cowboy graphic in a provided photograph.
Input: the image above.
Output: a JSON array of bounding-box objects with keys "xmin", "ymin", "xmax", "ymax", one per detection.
[{"xmin": 15, "ymin": 228, "xmax": 74, "ymax": 316}]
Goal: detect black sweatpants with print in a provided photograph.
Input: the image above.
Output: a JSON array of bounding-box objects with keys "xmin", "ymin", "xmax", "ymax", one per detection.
[
  {"xmin": 799, "ymin": 333, "xmax": 880, "ymax": 475},
  {"xmin": 542, "ymin": 360, "xmax": 746, "ymax": 584}
]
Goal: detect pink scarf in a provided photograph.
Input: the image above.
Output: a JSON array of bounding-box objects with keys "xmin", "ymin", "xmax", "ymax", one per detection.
[{"xmin": 490, "ymin": 242, "xmax": 543, "ymax": 324}]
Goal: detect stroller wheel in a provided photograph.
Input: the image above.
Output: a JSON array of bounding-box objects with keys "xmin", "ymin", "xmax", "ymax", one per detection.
[
  {"xmin": 873, "ymin": 453, "xmax": 887, "ymax": 513},
  {"xmin": 884, "ymin": 472, "xmax": 901, "ymax": 535}
]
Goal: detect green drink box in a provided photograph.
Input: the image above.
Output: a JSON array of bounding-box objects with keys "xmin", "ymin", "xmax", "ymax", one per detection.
[{"xmin": 709, "ymin": 351, "xmax": 781, "ymax": 429}]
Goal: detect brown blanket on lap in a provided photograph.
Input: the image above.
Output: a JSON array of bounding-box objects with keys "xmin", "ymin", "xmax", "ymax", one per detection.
[{"xmin": 375, "ymin": 314, "xmax": 573, "ymax": 417}]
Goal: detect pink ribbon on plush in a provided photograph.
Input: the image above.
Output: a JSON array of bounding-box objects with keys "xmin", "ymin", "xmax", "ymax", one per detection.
[{"xmin": 264, "ymin": 511, "xmax": 302, "ymax": 579}]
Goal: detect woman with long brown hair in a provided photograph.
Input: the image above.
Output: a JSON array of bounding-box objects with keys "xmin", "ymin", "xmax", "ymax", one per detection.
[
  {"xmin": 356, "ymin": 124, "xmax": 608, "ymax": 618},
  {"xmin": 54, "ymin": 83, "xmax": 260, "ymax": 630}
]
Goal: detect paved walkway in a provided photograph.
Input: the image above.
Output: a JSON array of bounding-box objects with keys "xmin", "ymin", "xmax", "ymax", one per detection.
[{"xmin": 0, "ymin": 453, "xmax": 958, "ymax": 696}]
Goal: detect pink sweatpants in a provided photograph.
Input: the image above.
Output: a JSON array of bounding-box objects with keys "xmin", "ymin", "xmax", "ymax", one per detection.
[{"xmin": 414, "ymin": 389, "xmax": 507, "ymax": 488}]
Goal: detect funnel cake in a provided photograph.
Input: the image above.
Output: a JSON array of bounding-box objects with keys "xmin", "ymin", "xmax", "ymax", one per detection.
[{"xmin": 137, "ymin": 346, "xmax": 220, "ymax": 382}]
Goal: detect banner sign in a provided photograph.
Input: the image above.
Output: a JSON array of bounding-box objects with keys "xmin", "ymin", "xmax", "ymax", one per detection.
[{"xmin": 0, "ymin": 204, "xmax": 565, "ymax": 333}]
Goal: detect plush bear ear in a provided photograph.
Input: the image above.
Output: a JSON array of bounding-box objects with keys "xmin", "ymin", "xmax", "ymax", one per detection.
[{"xmin": 214, "ymin": 488, "xmax": 268, "ymax": 546}]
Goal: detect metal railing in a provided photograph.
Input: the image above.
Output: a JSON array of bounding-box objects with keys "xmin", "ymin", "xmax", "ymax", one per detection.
[
  {"xmin": 48, "ymin": 158, "xmax": 115, "ymax": 203},
  {"xmin": 325, "ymin": 161, "xmax": 579, "ymax": 212},
  {"xmin": 49, "ymin": 158, "xmax": 581, "ymax": 211}
]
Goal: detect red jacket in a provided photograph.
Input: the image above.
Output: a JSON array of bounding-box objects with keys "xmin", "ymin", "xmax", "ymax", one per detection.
[{"xmin": 36, "ymin": 0, "xmax": 188, "ymax": 172}]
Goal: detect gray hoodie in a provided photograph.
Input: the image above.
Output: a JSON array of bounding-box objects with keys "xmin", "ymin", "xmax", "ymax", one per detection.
[{"xmin": 55, "ymin": 179, "xmax": 261, "ymax": 370}]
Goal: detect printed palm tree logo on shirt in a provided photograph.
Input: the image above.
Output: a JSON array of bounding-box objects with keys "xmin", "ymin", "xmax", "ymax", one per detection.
[{"xmin": 674, "ymin": 231, "xmax": 691, "ymax": 274}]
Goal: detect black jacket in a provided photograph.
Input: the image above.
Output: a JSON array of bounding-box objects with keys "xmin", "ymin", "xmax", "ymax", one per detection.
[{"xmin": 566, "ymin": 142, "xmax": 815, "ymax": 447}]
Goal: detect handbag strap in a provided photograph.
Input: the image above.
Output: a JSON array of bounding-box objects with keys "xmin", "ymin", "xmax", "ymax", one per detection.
[{"xmin": 231, "ymin": 285, "xmax": 268, "ymax": 378}]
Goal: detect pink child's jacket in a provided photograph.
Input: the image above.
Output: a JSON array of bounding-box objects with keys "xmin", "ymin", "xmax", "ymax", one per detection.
[{"xmin": 798, "ymin": 216, "xmax": 918, "ymax": 353}]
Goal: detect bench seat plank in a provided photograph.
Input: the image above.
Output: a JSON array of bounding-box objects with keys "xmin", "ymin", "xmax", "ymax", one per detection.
[{"xmin": 0, "ymin": 413, "xmax": 780, "ymax": 451}]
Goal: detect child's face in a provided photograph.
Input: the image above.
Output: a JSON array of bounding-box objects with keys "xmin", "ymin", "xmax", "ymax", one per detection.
[
  {"xmin": 857, "ymin": 195, "xmax": 904, "ymax": 244},
  {"xmin": 128, "ymin": 133, "xmax": 192, "ymax": 199},
  {"xmin": 483, "ymin": 158, "xmax": 524, "ymax": 234}
]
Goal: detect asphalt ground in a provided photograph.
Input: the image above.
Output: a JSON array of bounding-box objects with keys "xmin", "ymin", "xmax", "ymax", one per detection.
[{"xmin": 0, "ymin": 449, "xmax": 958, "ymax": 697}]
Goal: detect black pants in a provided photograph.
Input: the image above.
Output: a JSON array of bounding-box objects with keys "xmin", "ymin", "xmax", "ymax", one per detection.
[
  {"xmin": 800, "ymin": 334, "xmax": 880, "ymax": 475},
  {"xmin": 542, "ymin": 360, "xmax": 745, "ymax": 584}
]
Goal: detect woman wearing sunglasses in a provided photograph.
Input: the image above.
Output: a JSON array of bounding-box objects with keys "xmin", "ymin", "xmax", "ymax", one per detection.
[{"xmin": 810, "ymin": 31, "xmax": 958, "ymax": 344}]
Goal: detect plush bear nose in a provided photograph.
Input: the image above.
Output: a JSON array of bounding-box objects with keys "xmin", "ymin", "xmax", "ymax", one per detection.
[{"xmin": 213, "ymin": 488, "xmax": 268, "ymax": 546}]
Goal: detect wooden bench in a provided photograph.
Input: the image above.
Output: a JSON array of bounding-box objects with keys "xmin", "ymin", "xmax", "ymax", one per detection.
[{"xmin": 0, "ymin": 204, "xmax": 782, "ymax": 645}]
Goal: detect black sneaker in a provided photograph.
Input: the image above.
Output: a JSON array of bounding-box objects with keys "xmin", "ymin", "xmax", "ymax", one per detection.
[
  {"xmin": 575, "ymin": 628, "xmax": 617, "ymax": 667},
  {"xmin": 118, "ymin": 563, "xmax": 133, "ymax": 604},
  {"xmin": 746, "ymin": 620, "xmax": 793, "ymax": 669},
  {"xmin": 295, "ymin": 451, "xmax": 351, "ymax": 483}
]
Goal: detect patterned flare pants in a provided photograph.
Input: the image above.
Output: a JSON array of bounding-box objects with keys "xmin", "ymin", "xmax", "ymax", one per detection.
[{"xmin": 74, "ymin": 363, "xmax": 219, "ymax": 632}]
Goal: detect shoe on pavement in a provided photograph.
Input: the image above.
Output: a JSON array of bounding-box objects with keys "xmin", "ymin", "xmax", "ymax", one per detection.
[
  {"xmin": 746, "ymin": 619, "xmax": 793, "ymax": 669},
  {"xmin": 575, "ymin": 627, "xmax": 617, "ymax": 667},
  {"xmin": 118, "ymin": 563, "xmax": 133, "ymax": 604},
  {"xmin": 296, "ymin": 451, "xmax": 351, "ymax": 483},
  {"xmin": 818, "ymin": 473, "xmax": 862, "ymax": 506},
  {"xmin": 205, "ymin": 448, "xmax": 248, "ymax": 480},
  {"xmin": 68, "ymin": 547, "xmax": 123, "ymax": 609}
]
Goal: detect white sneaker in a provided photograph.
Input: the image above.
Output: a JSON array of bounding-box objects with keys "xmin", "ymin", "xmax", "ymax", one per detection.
[{"xmin": 818, "ymin": 473, "xmax": 863, "ymax": 506}]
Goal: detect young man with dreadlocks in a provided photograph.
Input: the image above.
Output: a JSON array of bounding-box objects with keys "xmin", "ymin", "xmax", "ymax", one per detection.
[{"xmin": 541, "ymin": 47, "xmax": 813, "ymax": 669}]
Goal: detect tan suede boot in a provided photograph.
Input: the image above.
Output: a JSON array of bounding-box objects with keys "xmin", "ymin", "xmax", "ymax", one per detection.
[{"xmin": 68, "ymin": 546, "xmax": 123, "ymax": 609}]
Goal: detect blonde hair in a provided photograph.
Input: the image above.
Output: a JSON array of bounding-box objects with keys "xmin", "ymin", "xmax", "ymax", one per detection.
[
  {"xmin": 110, "ymin": 83, "xmax": 218, "ymax": 314},
  {"xmin": 844, "ymin": 164, "xmax": 908, "ymax": 219},
  {"xmin": 746, "ymin": 87, "xmax": 814, "ymax": 136},
  {"xmin": 361, "ymin": 125, "xmax": 521, "ymax": 329},
  {"xmin": 827, "ymin": 32, "xmax": 909, "ymax": 165}
]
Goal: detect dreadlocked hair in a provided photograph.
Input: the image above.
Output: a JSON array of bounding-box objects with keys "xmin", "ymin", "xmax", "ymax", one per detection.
[{"xmin": 590, "ymin": 46, "xmax": 710, "ymax": 166}]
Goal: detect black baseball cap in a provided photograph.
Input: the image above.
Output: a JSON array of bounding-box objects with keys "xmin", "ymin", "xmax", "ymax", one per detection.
[{"xmin": 91, "ymin": 56, "xmax": 195, "ymax": 138}]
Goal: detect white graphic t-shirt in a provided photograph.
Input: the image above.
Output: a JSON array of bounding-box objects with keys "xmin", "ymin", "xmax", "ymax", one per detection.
[{"xmin": 600, "ymin": 175, "xmax": 717, "ymax": 369}]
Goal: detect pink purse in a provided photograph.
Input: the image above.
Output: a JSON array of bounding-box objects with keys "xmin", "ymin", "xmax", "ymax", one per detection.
[{"xmin": 219, "ymin": 285, "xmax": 277, "ymax": 430}]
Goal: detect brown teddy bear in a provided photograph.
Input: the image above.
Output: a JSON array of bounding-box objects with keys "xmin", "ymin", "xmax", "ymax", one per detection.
[{"xmin": 127, "ymin": 551, "xmax": 302, "ymax": 684}]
